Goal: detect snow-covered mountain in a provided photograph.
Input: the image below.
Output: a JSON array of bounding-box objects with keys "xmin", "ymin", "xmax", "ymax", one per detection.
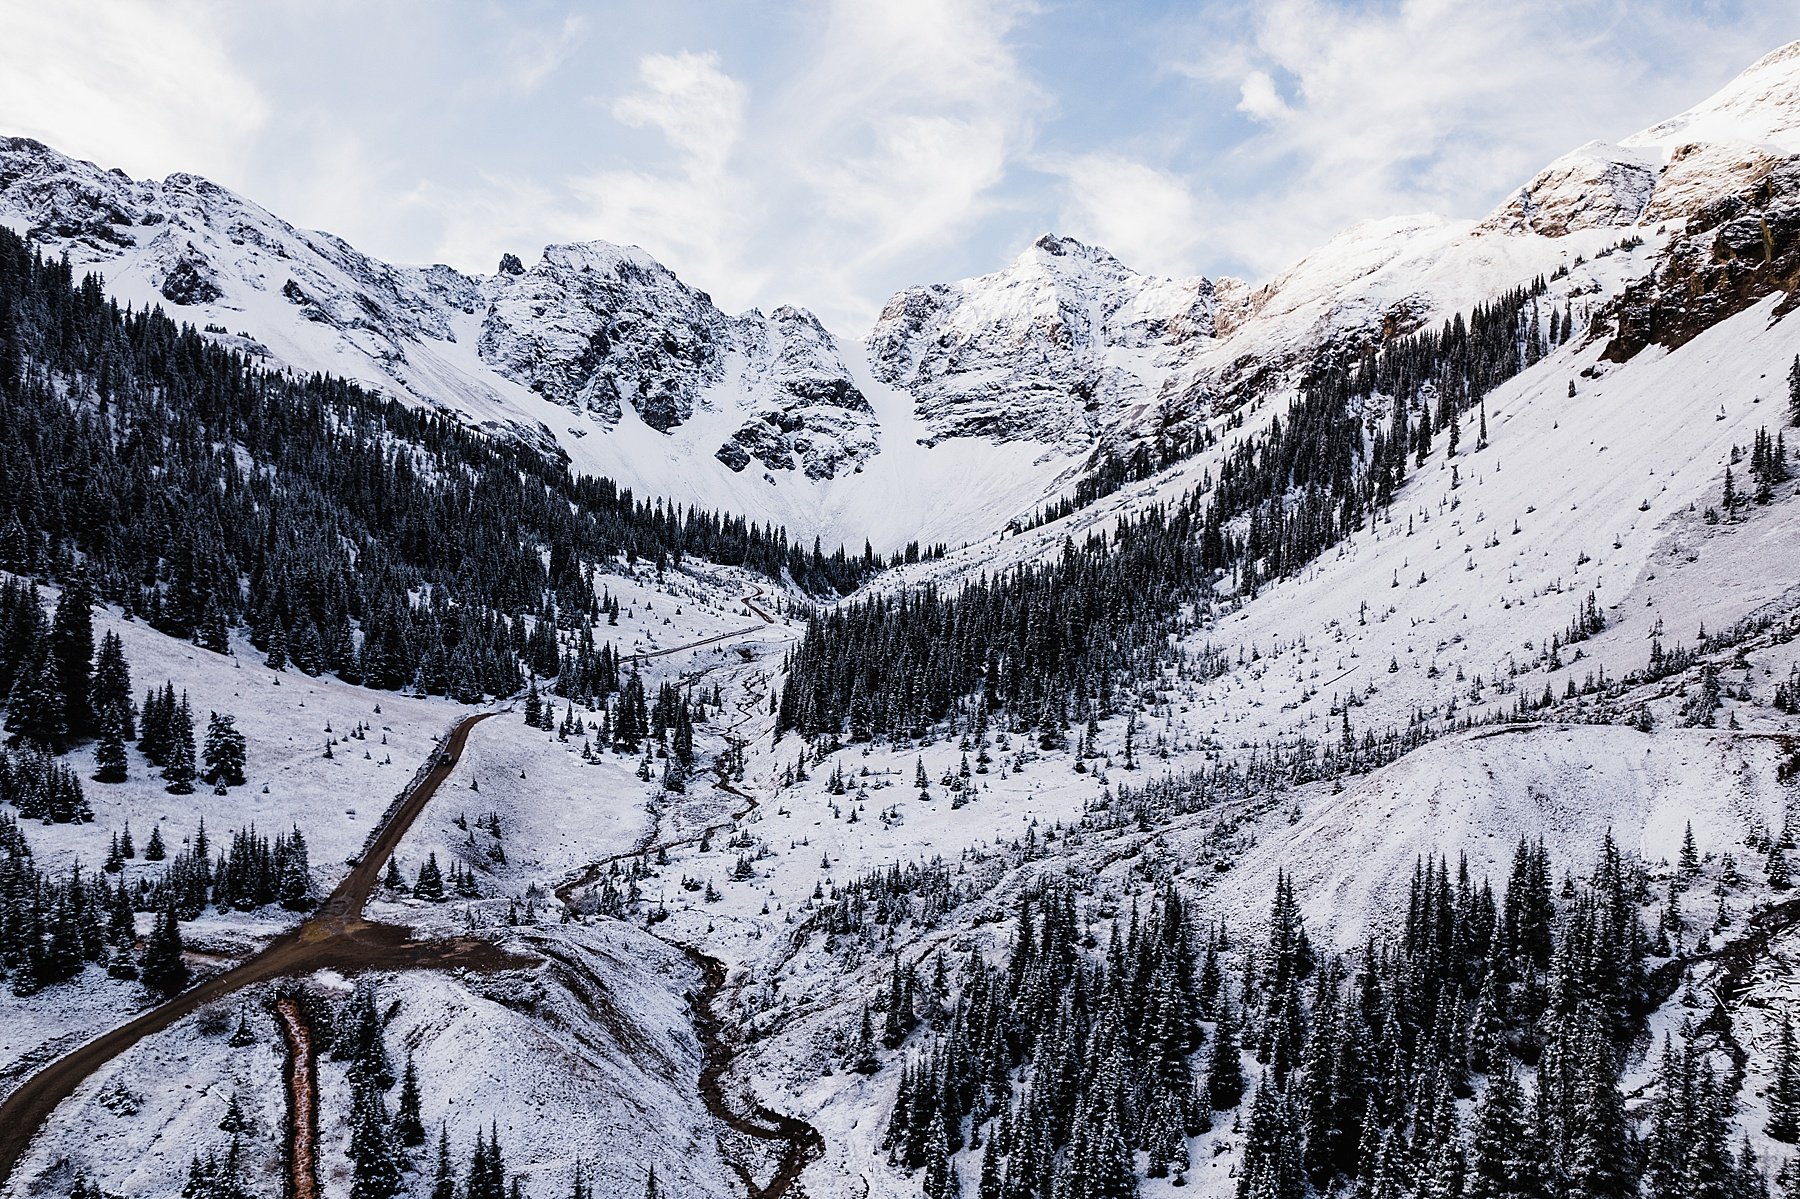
[
  {"xmin": 5, "ymin": 40, "xmax": 1800, "ymax": 554},
  {"xmin": 865, "ymin": 233, "xmax": 1216, "ymax": 446},
  {"xmin": 13, "ymin": 38, "xmax": 1800, "ymax": 1199}
]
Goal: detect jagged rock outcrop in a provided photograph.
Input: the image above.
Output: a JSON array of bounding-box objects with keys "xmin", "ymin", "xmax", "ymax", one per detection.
[
  {"xmin": 716, "ymin": 306, "xmax": 875, "ymax": 479},
  {"xmin": 1480, "ymin": 142, "xmax": 1659, "ymax": 236},
  {"xmin": 1601, "ymin": 155, "xmax": 1800, "ymax": 361},
  {"xmin": 478, "ymin": 242, "xmax": 731, "ymax": 430},
  {"xmin": 866, "ymin": 234, "xmax": 1215, "ymax": 446},
  {"xmin": 5, "ymin": 40, "xmax": 1800, "ymax": 545}
]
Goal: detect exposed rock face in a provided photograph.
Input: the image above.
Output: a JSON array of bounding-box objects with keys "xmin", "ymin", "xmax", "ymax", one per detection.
[
  {"xmin": 0, "ymin": 135, "xmax": 478, "ymax": 369},
  {"xmin": 478, "ymin": 242, "xmax": 730, "ymax": 430},
  {"xmin": 0, "ymin": 136, "xmax": 880, "ymax": 479},
  {"xmin": 865, "ymin": 234, "xmax": 1216, "ymax": 447},
  {"xmin": 1601, "ymin": 156, "xmax": 1800, "ymax": 361},
  {"xmin": 477, "ymin": 250, "xmax": 876, "ymax": 470},
  {"xmin": 5, "ymin": 39, "xmax": 1800, "ymax": 543},
  {"xmin": 717, "ymin": 306, "xmax": 875, "ymax": 480},
  {"xmin": 1480, "ymin": 142, "xmax": 1659, "ymax": 236},
  {"xmin": 159, "ymin": 250, "xmax": 222, "ymax": 305}
]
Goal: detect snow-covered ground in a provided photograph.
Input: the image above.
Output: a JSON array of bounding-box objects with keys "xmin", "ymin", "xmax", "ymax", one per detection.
[
  {"xmin": 16, "ymin": 923, "xmax": 736, "ymax": 1199},
  {"xmin": 10, "ymin": 36, "xmax": 1800, "ymax": 1199}
]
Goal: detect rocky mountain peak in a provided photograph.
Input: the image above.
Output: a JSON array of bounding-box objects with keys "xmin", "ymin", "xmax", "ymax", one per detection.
[{"xmin": 865, "ymin": 234, "xmax": 1217, "ymax": 446}]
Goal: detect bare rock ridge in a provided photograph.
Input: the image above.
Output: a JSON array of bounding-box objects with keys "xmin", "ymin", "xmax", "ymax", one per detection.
[{"xmin": 0, "ymin": 135, "xmax": 878, "ymax": 483}]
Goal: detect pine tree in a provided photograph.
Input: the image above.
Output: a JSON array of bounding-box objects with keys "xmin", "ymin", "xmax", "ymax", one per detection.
[
  {"xmin": 1680, "ymin": 822, "xmax": 1701, "ymax": 879},
  {"xmin": 201, "ymin": 712, "xmax": 246, "ymax": 789},
  {"xmin": 1207, "ymin": 993, "xmax": 1247, "ymax": 1110},
  {"xmin": 278, "ymin": 826, "xmax": 313, "ymax": 910},
  {"xmin": 1772, "ymin": 1013, "xmax": 1800, "ymax": 1143},
  {"xmin": 1566, "ymin": 1030, "xmax": 1631, "ymax": 1199},
  {"xmin": 348, "ymin": 1081, "xmax": 401, "ymax": 1199},
  {"xmin": 8, "ymin": 642, "xmax": 67, "ymax": 748},
  {"xmin": 431, "ymin": 1127, "xmax": 457, "ymax": 1199},
  {"xmin": 1238, "ymin": 1076, "xmax": 1304, "ymax": 1199},
  {"xmin": 50, "ymin": 569, "xmax": 96, "ymax": 738},
  {"xmin": 94, "ymin": 711, "xmax": 128, "ymax": 783},
  {"xmin": 141, "ymin": 902, "xmax": 188, "ymax": 998},
  {"xmin": 395, "ymin": 1053, "xmax": 427, "ymax": 1147},
  {"xmin": 338, "ymin": 980, "xmax": 395, "ymax": 1090},
  {"xmin": 415, "ymin": 853, "xmax": 446, "ymax": 901},
  {"xmin": 1467, "ymin": 1063, "xmax": 1535, "ymax": 1199},
  {"xmin": 163, "ymin": 696, "xmax": 197, "ymax": 794}
]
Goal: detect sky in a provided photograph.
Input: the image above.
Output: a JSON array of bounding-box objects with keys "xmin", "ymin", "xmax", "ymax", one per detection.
[{"xmin": 0, "ymin": 0, "xmax": 1793, "ymax": 330}]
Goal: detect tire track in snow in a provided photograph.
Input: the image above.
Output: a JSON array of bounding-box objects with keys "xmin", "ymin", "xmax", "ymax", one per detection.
[{"xmin": 275, "ymin": 995, "xmax": 320, "ymax": 1199}]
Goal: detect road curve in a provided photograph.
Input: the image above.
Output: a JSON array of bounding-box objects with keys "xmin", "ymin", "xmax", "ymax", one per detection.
[
  {"xmin": 624, "ymin": 584, "xmax": 780, "ymax": 666},
  {"xmin": 0, "ymin": 582, "xmax": 785, "ymax": 1190},
  {"xmin": 0, "ymin": 711, "xmax": 500, "ymax": 1191}
]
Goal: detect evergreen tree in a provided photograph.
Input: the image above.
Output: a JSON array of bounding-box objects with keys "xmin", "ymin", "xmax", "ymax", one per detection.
[
  {"xmin": 163, "ymin": 696, "xmax": 197, "ymax": 794},
  {"xmin": 201, "ymin": 712, "xmax": 246, "ymax": 789},
  {"xmin": 1237, "ymin": 1077, "xmax": 1304, "ymax": 1199},
  {"xmin": 348, "ymin": 1081, "xmax": 401, "ymax": 1199},
  {"xmin": 431, "ymin": 1127, "xmax": 457, "ymax": 1199},
  {"xmin": 50, "ymin": 569, "xmax": 96, "ymax": 738},
  {"xmin": 1772, "ymin": 1014, "xmax": 1800, "ymax": 1144},
  {"xmin": 8, "ymin": 642, "xmax": 67, "ymax": 748},
  {"xmin": 277, "ymin": 826, "xmax": 314, "ymax": 910},
  {"xmin": 1467, "ymin": 1064, "xmax": 1537, "ymax": 1199},
  {"xmin": 415, "ymin": 853, "xmax": 446, "ymax": 901},
  {"xmin": 141, "ymin": 902, "xmax": 188, "ymax": 998},
  {"xmin": 1207, "ymin": 993, "xmax": 1247, "ymax": 1110},
  {"xmin": 94, "ymin": 711, "xmax": 128, "ymax": 783},
  {"xmin": 395, "ymin": 1053, "xmax": 427, "ymax": 1147}
]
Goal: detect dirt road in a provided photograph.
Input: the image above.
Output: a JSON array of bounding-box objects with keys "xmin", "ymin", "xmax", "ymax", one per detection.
[
  {"xmin": 0, "ymin": 711, "xmax": 522, "ymax": 1190},
  {"xmin": 275, "ymin": 996, "xmax": 320, "ymax": 1199},
  {"xmin": 0, "ymin": 582, "xmax": 791, "ymax": 1191}
]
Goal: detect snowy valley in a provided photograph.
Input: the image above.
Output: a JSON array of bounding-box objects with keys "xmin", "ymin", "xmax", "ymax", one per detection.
[{"xmin": 3, "ymin": 33, "xmax": 1800, "ymax": 1199}]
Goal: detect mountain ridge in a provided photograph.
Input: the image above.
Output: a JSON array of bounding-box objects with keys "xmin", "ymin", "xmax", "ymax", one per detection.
[{"xmin": 3, "ymin": 40, "xmax": 1800, "ymax": 551}]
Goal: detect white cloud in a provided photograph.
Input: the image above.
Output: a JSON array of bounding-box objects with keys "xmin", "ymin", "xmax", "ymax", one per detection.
[
  {"xmin": 1236, "ymin": 70, "xmax": 1290, "ymax": 122},
  {"xmin": 1169, "ymin": 0, "xmax": 1800, "ymax": 280},
  {"xmin": 1049, "ymin": 154, "xmax": 1208, "ymax": 275},
  {"xmin": 788, "ymin": 0, "xmax": 1046, "ymax": 289},
  {"xmin": 610, "ymin": 51, "xmax": 744, "ymax": 178},
  {"xmin": 518, "ymin": 0, "xmax": 1047, "ymax": 325},
  {"xmin": 0, "ymin": 0, "xmax": 265, "ymax": 182},
  {"xmin": 8, "ymin": 0, "xmax": 1791, "ymax": 335},
  {"xmin": 498, "ymin": 13, "xmax": 590, "ymax": 94},
  {"xmin": 572, "ymin": 51, "xmax": 761, "ymax": 307}
]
